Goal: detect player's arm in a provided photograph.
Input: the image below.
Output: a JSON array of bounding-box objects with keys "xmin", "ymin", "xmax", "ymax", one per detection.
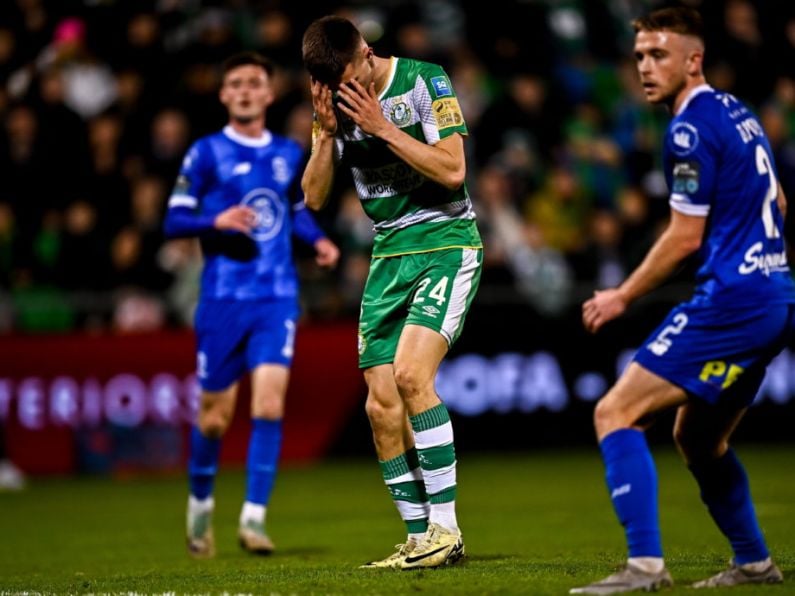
[
  {"xmin": 164, "ymin": 204, "xmax": 255, "ymax": 238},
  {"xmin": 583, "ymin": 210, "xmax": 705, "ymax": 333},
  {"xmin": 163, "ymin": 143, "xmax": 255, "ymax": 238},
  {"xmin": 302, "ymin": 80, "xmax": 338, "ymax": 211},
  {"xmin": 336, "ymin": 80, "xmax": 465, "ymax": 190}
]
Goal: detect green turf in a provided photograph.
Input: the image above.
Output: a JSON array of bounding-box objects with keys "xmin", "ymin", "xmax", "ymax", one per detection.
[{"xmin": 1, "ymin": 446, "xmax": 793, "ymax": 594}]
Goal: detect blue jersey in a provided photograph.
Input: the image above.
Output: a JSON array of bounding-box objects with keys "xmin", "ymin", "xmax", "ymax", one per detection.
[
  {"xmin": 663, "ymin": 85, "xmax": 795, "ymax": 308},
  {"xmin": 164, "ymin": 126, "xmax": 325, "ymax": 301}
]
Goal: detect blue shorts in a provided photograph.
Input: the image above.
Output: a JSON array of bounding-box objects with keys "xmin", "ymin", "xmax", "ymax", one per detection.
[
  {"xmin": 634, "ymin": 302, "xmax": 795, "ymax": 406},
  {"xmin": 194, "ymin": 298, "xmax": 299, "ymax": 391}
]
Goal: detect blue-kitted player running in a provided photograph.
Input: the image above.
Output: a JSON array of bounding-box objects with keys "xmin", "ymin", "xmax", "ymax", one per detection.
[
  {"xmin": 573, "ymin": 7, "xmax": 793, "ymax": 594},
  {"xmin": 163, "ymin": 52, "xmax": 339, "ymax": 558}
]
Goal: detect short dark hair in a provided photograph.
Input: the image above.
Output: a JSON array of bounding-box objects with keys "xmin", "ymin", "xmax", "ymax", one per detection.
[
  {"xmin": 632, "ymin": 6, "xmax": 704, "ymax": 41},
  {"xmin": 302, "ymin": 16, "xmax": 363, "ymax": 85},
  {"xmin": 221, "ymin": 51, "xmax": 274, "ymax": 78}
]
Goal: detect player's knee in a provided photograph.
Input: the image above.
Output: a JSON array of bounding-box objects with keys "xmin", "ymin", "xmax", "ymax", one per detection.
[
  {"xmin": 252, "ymin": 393, "xmax": 284, "ymax": 420},
  {"xmin": 364, "ymin": 393, "xmax": 398, "ymax": 427},
  {"xmin": 392, "ymin": 365, "xmax": 424, "ymax": 399},
  {"xmin": 593, "ymin": 396, "xmax": 623, "ymax": 436},
  {"xmin": 198, "ymin": 408, "xmax": 232, "ymax": 438}
]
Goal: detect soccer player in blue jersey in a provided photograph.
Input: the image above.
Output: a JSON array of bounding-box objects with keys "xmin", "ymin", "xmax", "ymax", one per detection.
[
  {"xmin": 572, "ymin": 7, "xmax": 792, "ymax": 594},
  {"xmin": 163, "ymin": 52, "xmax": 339, "ymax": 558}
]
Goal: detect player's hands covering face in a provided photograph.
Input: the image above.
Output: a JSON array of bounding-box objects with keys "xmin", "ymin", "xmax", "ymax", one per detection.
[
  {"xmin": 311, "ymin": 79, "xmax": 337, "ymax": 135},
  {"xmin": 336, "ymin": 80, "xmax": 387, "ymax": 137}
]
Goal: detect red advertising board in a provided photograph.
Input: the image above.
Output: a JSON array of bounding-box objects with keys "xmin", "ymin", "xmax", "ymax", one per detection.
[{"xmin": 0, "ymin": 323, "xmax": 365, "ymax": 474}]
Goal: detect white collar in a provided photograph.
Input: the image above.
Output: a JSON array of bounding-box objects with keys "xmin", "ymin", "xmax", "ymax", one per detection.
[
  {"xmin": 223, "ymin": 125, "xmax": 272, "ymax": 147},
  {"xmin": 675, "ymin": 84, "xmax": 713, "ymax": 116},
  {"xmin": 377, "ymin": 57, "xmax": 398, "ymax": 101}
]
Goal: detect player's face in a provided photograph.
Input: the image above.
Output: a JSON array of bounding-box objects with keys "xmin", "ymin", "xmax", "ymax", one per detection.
[
  {"xmin": 633, "ymin": 30, "xmax": 694, "ymax": 106},
  {"xmin": 220, "ymin": 64, "xmax": 273, "ymax": 123},
  {"xmin": 335, "ymin": 43, "xmax": 375, "ymax": 91}
]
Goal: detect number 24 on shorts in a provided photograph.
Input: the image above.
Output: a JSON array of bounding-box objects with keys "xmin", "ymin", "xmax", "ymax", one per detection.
[{"xmin": 413, "ymin": 276, "xmax": 449, "ymax": 306}]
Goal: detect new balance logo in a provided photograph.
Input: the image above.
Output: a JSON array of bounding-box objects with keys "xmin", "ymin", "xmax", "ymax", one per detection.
[
  {"xmin": 611, "ymin": 483, "xmax": 631, "ymax": 498},
  {"xmin": 232, "ymin": 162, "xmax": 252, "ymax": 175}
]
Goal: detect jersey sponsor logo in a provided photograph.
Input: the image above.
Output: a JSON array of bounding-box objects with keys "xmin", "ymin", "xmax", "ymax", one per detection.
[
  {"xmin": 431, "ymin": 76, "xmax": 453, "ymax": 98},
  {"xmin": 672, "ymin": 161, "xmax": 700, "ymax": 195},
  {"xmin": 232, "ymin": 161, "xmax": 252, "ymax": 176},
  {"xmin": 671, "ymin": 121, "xmax": 699, "ymax": 156},
  {"xmin": 738, "ymin": 241, "xmax": 789, "ymax": 276},
  {"xmin": 432, "ymin": 98, "xmax": 464, "ymax": 130},
  {"xmin": 389, "ymin": 101, "xmax": 412, "ymax": 126},
  {"xmin": 240, "ymin": 187, "xmax": 285, "ymax": 241},
  {"xmin": 355, "ymin": 161, "xmax": 425, "ymax": 198}
]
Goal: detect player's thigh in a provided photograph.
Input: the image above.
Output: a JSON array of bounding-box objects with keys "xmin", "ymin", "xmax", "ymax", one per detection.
[
  {"xmin": 194, "ymin": 300, "xmax": 248, "ymax": 392},
  {"xmin": 394, "ymin": 324, "xmax": 449, "ymax": 390},
  {"xmin": 358, "ymin": 257, "xmax": 411, "ymax": 369},
  {"xmin": 634, "ymin": 303, "xmax": 792, "ymax": 406},
  {"xmin": 405, "ymin": 247, "xmax": 482, "ymax": 346},
  {"xmin": 595, "ymin": 362, "xmax": 688, "ymax": 439},
  {"xmin": 245, "ymin": 299, "xmax": 300, "ymax": 370},
  {"xmin": 250, "ymin": 364, "xmax": 290, "ymax": 419}
]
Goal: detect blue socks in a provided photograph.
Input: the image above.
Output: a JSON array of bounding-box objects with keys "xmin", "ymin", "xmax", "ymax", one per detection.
[
  {"xmin": 246, "ymin": 418, "xmax": 282, "ymax": 505},
  {"xmin": 188, "ymin": 426, "xmax": 221, "ymax": 499},
  {"xmin": 688, "ymin": 449, "xmax": 769, "ymax": 564},
  {"xmin": 600, "ymin": 429, "xmax": 662, "ymax": 557}
]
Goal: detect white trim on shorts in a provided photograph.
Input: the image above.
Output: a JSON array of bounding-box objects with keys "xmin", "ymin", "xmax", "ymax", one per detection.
[{"xmin": 440, "ymin": 248, "xmax": 479, "ymax": 344}]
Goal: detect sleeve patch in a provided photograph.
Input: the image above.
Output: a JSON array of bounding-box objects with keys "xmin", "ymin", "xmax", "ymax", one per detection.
[
  {"xmin": 670, "ymin": 121, "xmax": 700, "ymax": 156},
  {"xmin": 672, "ymin": 161, "xmax": 700, "ymax": 195},
  {"xmin": 173, "ymin": 174, "xmax": 191, "ymax": 195},
  {"xmin": 432, "ymin": 98, "xmax": 464, "ymax": 130},
  {"xmin": 430, "ymin": 76, "xmax": 453, "ymax": 98}
]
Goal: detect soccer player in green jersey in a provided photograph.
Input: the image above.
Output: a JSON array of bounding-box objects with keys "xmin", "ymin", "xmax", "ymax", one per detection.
[{"xmin": 301, "ymin": 16, "xmax": 482, "ymax": 569}]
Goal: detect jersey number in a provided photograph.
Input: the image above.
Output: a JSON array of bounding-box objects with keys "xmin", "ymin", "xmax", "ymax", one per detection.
[{"xmin": 756, "ymin": 144, "xmax": 780, "ymax": 239}]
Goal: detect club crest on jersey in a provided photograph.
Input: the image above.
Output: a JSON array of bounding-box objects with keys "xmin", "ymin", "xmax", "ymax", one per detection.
[
  {"xmin": 390, "ymin": 102, "xmax": 412, "ymax": 126},
  {"xmin": 671, "ymin": 122, "xmax": 699, "ymax": 156},
  {"xmin": 240, "ymin": 187, "xmax": 285, "ymax": 241},
  {"xmin": 431, "ymin": 76, "xmax": 453, "ymax": 98}
]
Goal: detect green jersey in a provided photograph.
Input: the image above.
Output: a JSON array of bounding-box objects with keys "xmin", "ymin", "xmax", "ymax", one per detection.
[{"xmin": 329, "ymin": 57, "xmax": 481, "ymax": 257}]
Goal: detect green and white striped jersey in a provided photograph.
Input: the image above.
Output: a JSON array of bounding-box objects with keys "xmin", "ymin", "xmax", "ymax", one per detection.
[{"xmin": 329, "ymin": 56, "xmax": 481, "ymax": 258}]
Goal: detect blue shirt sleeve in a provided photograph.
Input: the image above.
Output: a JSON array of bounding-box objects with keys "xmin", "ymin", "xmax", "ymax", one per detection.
[
  {"xmin": 665, "ymin": 117, "xmax": 718, "ymax": 217},
  {"xmin": 163, "ymin": 140, "xmax": 217, "ymax": 238}
]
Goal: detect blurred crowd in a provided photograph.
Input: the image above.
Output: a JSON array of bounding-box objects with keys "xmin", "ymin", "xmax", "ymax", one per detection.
[{"xmin": 1, "ymin": 0, "xmax": 795, "ymax": 333}]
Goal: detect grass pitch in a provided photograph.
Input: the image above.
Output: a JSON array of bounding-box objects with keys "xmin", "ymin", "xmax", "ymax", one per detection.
[{"xmin": 1, "ymin": 446, "xmax": 793, "ymax": 594}]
